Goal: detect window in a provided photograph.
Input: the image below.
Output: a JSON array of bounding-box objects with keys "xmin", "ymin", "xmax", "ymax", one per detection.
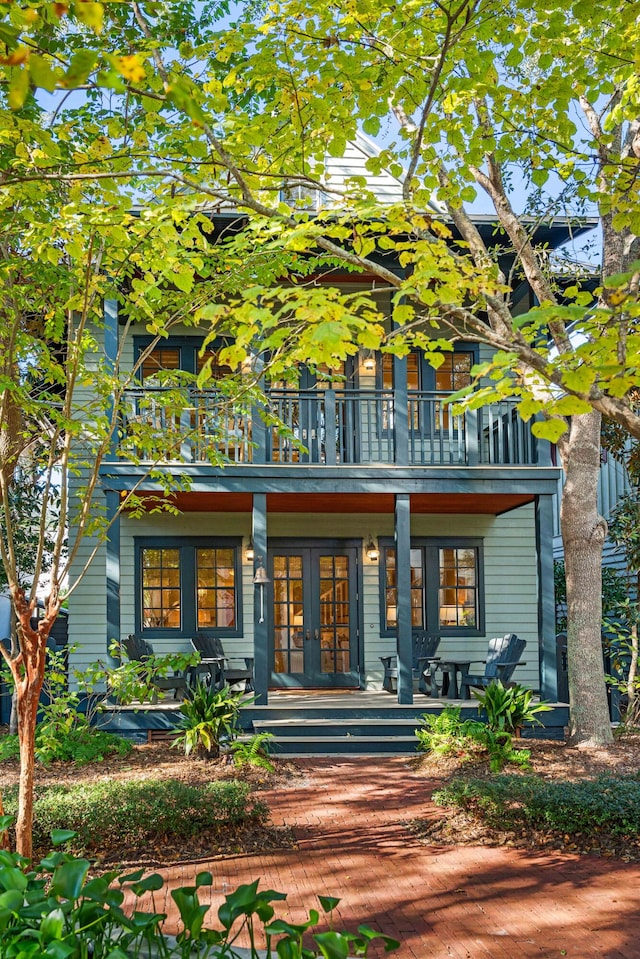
[
  {"xmin": 137, "ymin": 538, "xmax": 241, "ymax": 637},
  {"xmin": 381, "ymin": 348, "xmax": 475, "ymax": 430},
  {"xmin": 196, "ymin": 547, "xmax": 236, "ymax": 629},
  {"xmin": 381, "ymin": 538, "xmax": 483, "ymax": 636},
  {"xmin": 135, "ymin": 337, "xmax": 233, "ymax": 383},
  {"xmin": 141, "ymin": 548, "xmax": 181, "ymax": 628}
]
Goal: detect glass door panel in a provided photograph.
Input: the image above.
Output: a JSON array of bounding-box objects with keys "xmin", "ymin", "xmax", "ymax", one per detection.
[{"xmin": 269, "ymin": 546, "xmax": 358, "ymax": 687}]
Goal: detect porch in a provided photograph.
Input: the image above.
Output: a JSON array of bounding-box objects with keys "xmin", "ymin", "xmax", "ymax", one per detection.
[{"xmin": 101, "ymin": 689, "xmax": 570, "ymax": 753}]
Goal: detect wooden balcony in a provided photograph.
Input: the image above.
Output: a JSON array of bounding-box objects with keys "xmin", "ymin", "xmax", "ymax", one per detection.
[{"xmin": 121, "ymin": 387, "xmax": 540, "ymax": 469}]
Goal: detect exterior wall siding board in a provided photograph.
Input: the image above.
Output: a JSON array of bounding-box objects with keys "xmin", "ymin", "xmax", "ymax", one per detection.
[{"xmin": 76, "ymin": 505, "xmax": 541, "ymax": 691}]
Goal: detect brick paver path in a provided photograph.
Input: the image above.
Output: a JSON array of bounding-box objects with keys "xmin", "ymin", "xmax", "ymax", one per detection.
[{"xmin": 136, "ymin": 757, "xmax": 640, "ymax": 957}]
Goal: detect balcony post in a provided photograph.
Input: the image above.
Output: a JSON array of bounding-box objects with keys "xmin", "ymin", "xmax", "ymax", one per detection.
[
  {"xmin": 251, "ymin": 404, "xmax": 268, "ymax": 465},
  {"xmin": 252, "ymin": 493, "xmax": 269, "ymax": 704},
  {"xmin": 324, "ymin": 389, "xmax": 337, "ymax": 465},
  {"xmin": 392, "ymin": 356, "xmax": 408, "ymax": 465},
  {"xmin": 466, "ymin": 409, "xmax": 479, "ymax": 466},
  {"xmin": 395, "ymin": 493, "xmax": 413, "ymax": 704}
]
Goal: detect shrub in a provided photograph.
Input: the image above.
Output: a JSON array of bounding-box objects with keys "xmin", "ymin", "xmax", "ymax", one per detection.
[
  {"xmin": 0, "ymin": 724, "xmax": 132, "ymax": 766},
  {"xmin": 473, "ymin": 680, "xmax": 552, "ymax": 735},
  {"xmin": 3, "ymin": 778, "xmax": 267, "ymax": 855},
  {"xmin": 434, "ymin": 775, "xmax": 640, "ymax": 839},
  {"xmin": 172, "ymin": 682, "xmax": 244, "ymax": 758}
]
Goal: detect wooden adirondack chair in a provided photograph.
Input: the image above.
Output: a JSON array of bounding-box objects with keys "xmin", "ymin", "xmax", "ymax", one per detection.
[
  {"xmin": 191, "ymin": 634, "xmax": 254, "ymax": 692},
  {"xmin": 380, "ymin": 633, "xmax": 441, "ymax": 695},
  {"xmin": 459, "ymin": 633, "xmax": 527, "ymax": 699},
  {"xmin": 121, "ymin": 634, "xmax": 188, "ymax": 700}
]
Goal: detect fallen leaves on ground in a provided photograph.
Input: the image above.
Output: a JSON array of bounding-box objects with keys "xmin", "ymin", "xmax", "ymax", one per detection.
[{"xmin": 409, "ymin": 733, "xmax": 640, "ymax": 862}]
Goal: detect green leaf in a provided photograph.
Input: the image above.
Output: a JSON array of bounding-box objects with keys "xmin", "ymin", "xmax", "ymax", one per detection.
[
  {"xmin": 312, "ymin": 931, "xmax": 350, "ymax": 958},
  {"xmin": 173, "ymin": 268, "xmax": 194, "ymax": 293},
  {"xmin": 75, "ymin": 2, "xmax": 104, "ymax": 33},
  {"xmin": 318, "ymin": 895, "xmax": 340, "ymax": 913},
  {"xmin": 561, "ymin": 367, "xmax": 596, "ymax": 393},
  {"xmin": 362, "ymin": 117, "xmax": 380, "ymax": 136},
  {"xmin": 29, "ymin": 54, "xmax": 58, "ymax": 93},
  {"xmin": 65, "ymin": 50, "xmax": 98, "ymax": 87},
  {"xmin": 0, "ymin": 866, "xmax": 28, "ymax": 893},
  {"xmin": 130, "ymin": 873, "xmax": 164, "ymax": 895},
  {"xmin": 51, "ymin": 829, "xmax": 77, "ymax": 846},
  {"xmin": 40, "ymin": 907, "xmax": 66, "ymax": 942},
  {"xmin": 531, "ymin": 418, "xmax": 568, "ymax": 443},
  {"xmin": 552, "ymin": 395, "xmax": 592, "ymax": 416},
  {"xmin": 51, "ymin": 859, "xmax": 90, "ymax": 901},
  {"xmin": 45, "ymin": 941, "xmax": 77, "ymax": 958},
  {"xmin": 8, "ymin": 66, "xmax": 30, "ymax": 110},
  {"xmin": 0, "ymin": 889, "xmax": 24, "ymax": 912},
  {"xmin": 603, "ymin": 261, "xmax": 640, "ymax": 288}
]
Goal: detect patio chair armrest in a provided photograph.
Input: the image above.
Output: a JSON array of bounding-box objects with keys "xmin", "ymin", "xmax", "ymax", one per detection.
[
  {"xmin": 496, "ymin": 660, "xmax": 526, "ymax": 668},
  {"xmin": 379, "ymin": 656, "xmax": 394, "ymax": 667}
]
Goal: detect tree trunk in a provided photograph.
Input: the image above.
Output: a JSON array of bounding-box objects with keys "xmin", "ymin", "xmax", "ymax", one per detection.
[
  {"xmin": 15, "ymin": 679, "xmax": 40, "ymax": 860},
  {"xmin": 560, "ymin": 410, "xmax": 613, "ymax": 746},
  {"xmin": 8, "ymin": 588, "xmax": 57, "ymax": 859}
]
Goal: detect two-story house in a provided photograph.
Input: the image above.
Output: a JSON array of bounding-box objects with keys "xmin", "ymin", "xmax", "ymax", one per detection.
[{"xmin": 67, "ymin": 136, "xmax": 579, "ymax": 746}]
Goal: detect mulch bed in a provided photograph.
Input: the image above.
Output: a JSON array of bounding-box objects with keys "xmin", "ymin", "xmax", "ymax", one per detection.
[
  {"xmin": 409, "ymin": 733, "xmax": 640, "ymax": 862},
  {"xmin": 0, "ymin": 738, "xmax": 303, "ymax": 867},
  {"xmin": 4, "ymin": 732, "xmax": 640, "ymax": 865}
]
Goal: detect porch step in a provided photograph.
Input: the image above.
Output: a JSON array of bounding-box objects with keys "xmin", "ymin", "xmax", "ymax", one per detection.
[
  {"xmin": 258, "ymin": 735, "xmax": 417, "ymax": 756},
  {"xmin": 252, "ymin": 717, "xmax": 422, "ymax": 755}
]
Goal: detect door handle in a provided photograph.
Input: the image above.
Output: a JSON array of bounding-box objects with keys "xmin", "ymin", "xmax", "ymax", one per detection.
[
  {"xmin": 305, "ymin": 629, "xmax": 311, "ymax": 641},
  {"xmin": 314, "ymin": 629, "xmax": 320, "ymax": 641}
]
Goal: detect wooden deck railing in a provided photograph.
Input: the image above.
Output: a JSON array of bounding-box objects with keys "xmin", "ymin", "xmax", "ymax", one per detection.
[{"xmin": 121, "ymin": 387, "xmax": 540, "ymax": 467}]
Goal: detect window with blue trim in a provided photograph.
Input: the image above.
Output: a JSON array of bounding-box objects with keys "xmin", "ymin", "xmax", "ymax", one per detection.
[
  {"xmin": 380, "ymin": 538, "xmax": 484, "ymax": 636},
  {"xmin": 137, "ymin": 538, "xmax": 242, "ymax": 637}
]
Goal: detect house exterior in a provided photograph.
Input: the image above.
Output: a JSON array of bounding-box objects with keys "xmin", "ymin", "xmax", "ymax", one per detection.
[{"xmin": 66, "ymin": 137, "xmax": 583, "ymax": 710}]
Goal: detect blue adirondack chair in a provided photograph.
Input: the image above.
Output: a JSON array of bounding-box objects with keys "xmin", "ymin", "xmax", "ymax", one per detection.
[
  {"xmin": 459, "ymin": 633, "xmax": 526, "ymax": 699},
  {"xmin": 380, "ymin": 633, "xmax": 441, "ymax": 695},
  {"xmin": 191, "ymin": 634, "xmax": 254, "ymax": 692},
  {"xmin": 121, "ymin": 634, "xmax": 188, "ymax": 700}
]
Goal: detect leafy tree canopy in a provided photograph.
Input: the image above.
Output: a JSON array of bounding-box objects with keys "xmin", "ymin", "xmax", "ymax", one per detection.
[{"xmin": 0, "ymin": 0, "xmax": 638, "ymax": 450}]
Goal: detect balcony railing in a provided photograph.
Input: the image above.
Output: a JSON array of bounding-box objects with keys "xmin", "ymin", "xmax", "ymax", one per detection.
[{"xmin": 121, "ymin": 387, "xmax": 540, "ymax": 468}]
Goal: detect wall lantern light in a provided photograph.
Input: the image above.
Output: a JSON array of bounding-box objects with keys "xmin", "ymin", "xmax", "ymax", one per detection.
[
  {"xmin": 253, "ymin": 557, "xmax": 271, "ymax": 623},
  {"xmin": 362, "ymin": 350, "xmax": 376, "ymax": 373},
  {"xmin": 366, "ymin": 536, "xmax": 380, "ymax": 562},
  {"xmin": 245, "ymin": 538, "xmax": 255, "ymax": 562}
]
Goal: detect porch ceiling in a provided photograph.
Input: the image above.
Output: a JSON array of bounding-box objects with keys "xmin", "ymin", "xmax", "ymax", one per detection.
[{"xmin": 124, "ymin": 491, "xmax": 534, "ymax": 515}]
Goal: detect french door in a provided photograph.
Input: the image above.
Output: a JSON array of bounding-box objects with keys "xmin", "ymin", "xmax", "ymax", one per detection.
[{"xmin": 269, "ymin": 544, "xmax": 360, "ymax": 687}]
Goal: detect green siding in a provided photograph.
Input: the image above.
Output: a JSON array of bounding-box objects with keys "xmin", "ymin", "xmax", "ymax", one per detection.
[{"xmin": 67, "ymin": 504, "xmax": 541, "ymax": 691}]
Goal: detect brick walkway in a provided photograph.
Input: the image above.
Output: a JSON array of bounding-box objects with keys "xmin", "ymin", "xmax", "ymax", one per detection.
[{"xmin": 136, "ymin": 758, "xmax": 640, "ymax": 958}]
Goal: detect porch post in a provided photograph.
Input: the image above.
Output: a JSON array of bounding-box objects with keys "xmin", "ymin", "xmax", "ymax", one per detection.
[
  {"xmin": 105, "ymin": 490, "xmax": 121, "ymax": 664},
  {"xmin": 536, "ymin": 494, "xmax": 558, "ymax": 699},
  {"xmin": 395, "ymin": 493, "xmax": 413, "ymax": 704},
  {"xmin": 252, "ymin": 493, "xmax": 269, "ymax": 704}
]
